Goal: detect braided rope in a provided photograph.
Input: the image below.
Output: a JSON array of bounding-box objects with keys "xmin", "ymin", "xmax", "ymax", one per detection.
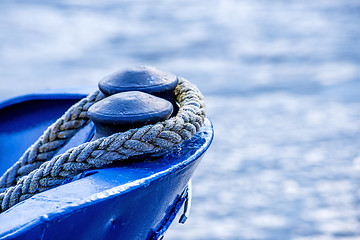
[
  {"xmin": 0, "ymin": 91, "xmax": 105, "ymax": 193},
  {"xmin": 0, "ymin": 78, "xmax": 206, "ymax": 212}
]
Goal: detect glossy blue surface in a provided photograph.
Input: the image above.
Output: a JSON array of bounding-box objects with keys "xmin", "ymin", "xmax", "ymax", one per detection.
[
  {"xmin": 99, "ymin": 66, "xmax": 178, "ymax": 102},
  {"xmin": 2, "ymin": 1, "xmax": 359, "ymax": 239},
  {"xmin": 88, "ymin": 91, "xmax": 173, "ymax": 139},
  {"xmin": 0, "ymin": 93, "xmax": 213, "ymax": 240},
  {"xmin": 0, "ymin": 93, "xmax": 88, "ymax": 172}
]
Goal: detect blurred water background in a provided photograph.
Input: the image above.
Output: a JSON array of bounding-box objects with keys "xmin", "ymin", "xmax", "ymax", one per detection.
[{"xmin": 1, "ymin": 0, "xmax": 360, "ymax": 239}]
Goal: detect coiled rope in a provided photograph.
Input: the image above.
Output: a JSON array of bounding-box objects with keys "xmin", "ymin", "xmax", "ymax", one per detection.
[{"xmin": 0, "ymin": 77, "xmax": 205, "ymax": 213}]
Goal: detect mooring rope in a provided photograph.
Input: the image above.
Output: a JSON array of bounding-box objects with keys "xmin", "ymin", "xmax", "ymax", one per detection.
[
  {"xmin": 0, "ymin": 91, "xmax": 105, "ymax": 193},
  {"xmin": 0, "ymin": 78, "xmax": 206, "ymax": 212}
]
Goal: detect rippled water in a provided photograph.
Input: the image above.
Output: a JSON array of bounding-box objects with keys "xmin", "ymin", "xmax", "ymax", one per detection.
[{"xmin": 1, "ymin": 0, "xmax": 360, "ymax": 239}]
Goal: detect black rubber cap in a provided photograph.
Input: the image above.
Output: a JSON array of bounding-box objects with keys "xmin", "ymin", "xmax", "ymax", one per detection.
[
  {"xmin": 88, "ymin": 91, "xmax": 173, "ymax": 139},
  {"xmin": 98, "ymin": 66, "xmax": 178, "ymax": 102}
]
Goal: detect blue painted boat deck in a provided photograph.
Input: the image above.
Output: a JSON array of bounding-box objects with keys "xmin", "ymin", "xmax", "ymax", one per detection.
[
  {"xmin": 0, "ymin": 92, "xmax": 213, "ymax": 239},
  {"xmin": 1, "ymin": 1, "xmax": 360, "ymax": 239}
]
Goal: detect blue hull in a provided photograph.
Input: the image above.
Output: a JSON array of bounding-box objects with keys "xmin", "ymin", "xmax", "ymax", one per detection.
[{"xmin": 0, "ymin": 92, "xmax": 213, "ymax": 240}]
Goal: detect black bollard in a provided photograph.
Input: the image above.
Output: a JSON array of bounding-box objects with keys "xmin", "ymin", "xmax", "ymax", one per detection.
[
  {"xmin": 98, "ymin": 66, "xmax": 179, "ymax": 107},
  {"xmin": 88, "ymin": 91, "xmax": 173, "ymax": 140}
]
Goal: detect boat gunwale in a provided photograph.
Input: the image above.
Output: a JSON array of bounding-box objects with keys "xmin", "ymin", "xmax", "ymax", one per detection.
[{"xmin": 0, "ymin": 92, "xmax": 214, "ymax": 239}]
